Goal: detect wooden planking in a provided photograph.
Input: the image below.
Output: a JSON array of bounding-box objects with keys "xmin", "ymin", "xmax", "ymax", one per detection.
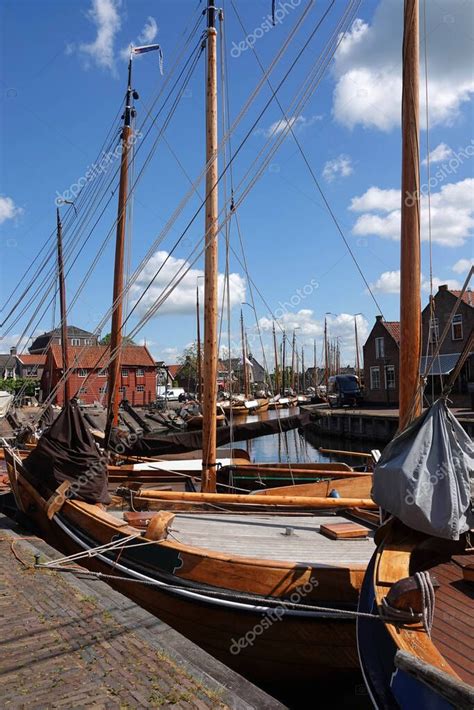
[
  {"xmin": 170, "ymin": 513, "xmax": 375, "ymax": 566},
  {"xmin": 430, "ymin": 559, "xmax": 474, "ymax": 685}
]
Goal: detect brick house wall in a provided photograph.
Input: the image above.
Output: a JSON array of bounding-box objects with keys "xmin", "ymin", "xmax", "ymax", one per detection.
[
  {"xmin": 41, "ymin": 345, "xmax": 156, "ymax": 406},
  {"xmin": 363, "ymin": 316, "xmax": 400, "ymax": 405},
  {"xmin": 421, "ymin": 285, "xmax": 473, "ymax": 406}
]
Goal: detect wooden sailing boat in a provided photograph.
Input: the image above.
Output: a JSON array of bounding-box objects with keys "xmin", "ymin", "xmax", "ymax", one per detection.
[
  {"xmin": 3, "ymin": 3, "xmax": 383, "ymax": 699},
  {"xmin": 356, "ymin": 1, "xmax": 474, "ymax": 706}
]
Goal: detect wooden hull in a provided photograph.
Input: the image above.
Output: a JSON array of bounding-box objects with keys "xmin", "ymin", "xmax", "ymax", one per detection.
[{"xmin": 7, "ymin": 453, "xmax": 369, "ymax": 696}]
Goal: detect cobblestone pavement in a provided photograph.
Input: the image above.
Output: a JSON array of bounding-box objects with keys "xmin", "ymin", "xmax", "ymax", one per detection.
[{"xmin": 0, "ymin": 516, "xmax": 283, "ymax": 710}]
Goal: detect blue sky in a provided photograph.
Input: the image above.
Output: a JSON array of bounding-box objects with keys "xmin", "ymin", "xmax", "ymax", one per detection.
[{"xmin": 1, "ymin": 0, "xmax": 472, "ymax": 369}]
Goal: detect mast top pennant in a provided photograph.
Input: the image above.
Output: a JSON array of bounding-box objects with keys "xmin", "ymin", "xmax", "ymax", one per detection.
[{"xmin": 131, "ymin": 44, "xmax": 164, "ymax": 74}]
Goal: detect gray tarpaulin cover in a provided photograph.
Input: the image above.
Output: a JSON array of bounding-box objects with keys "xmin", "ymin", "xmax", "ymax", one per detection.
[{"xmin": 372, "ymin": 398, "xmax": 474, "ymax": 540}]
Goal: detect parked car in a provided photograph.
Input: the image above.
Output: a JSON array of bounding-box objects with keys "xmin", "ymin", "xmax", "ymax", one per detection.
[
  {"xmin": 327, "ymin": 375, "xmax": 362, "ymax": 408},
  {"xmin": 156, "ymin": 387, "xmax": 186, "ymax": 402}
]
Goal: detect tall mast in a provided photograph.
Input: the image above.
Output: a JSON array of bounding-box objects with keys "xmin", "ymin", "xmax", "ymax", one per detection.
[
  {"xmin": 291, "ymin": 330, "xmax": 296, "ymax": 391},
  {"xmin": 324, "ymin": 318, "xmax": 329, "ymax": 394},
  {"xmin": 399, "ymin": 0, "xmax": 421, "ymax": 430},
  {"xmin": 196, "ymin": 284, "xmax": 202, "ymax": 401},
  {"xmin": 56, "ymin": 208, "xmax": 70, "ymax": 404},
  {"xmin": 282, "ymin": 333, "xmax": 286, "ymax": 393},
  {"xmin": 201, "ymin": 0, "xmax": 219, "ymax": 491},
  {"xmin": 354, "ymin": 316, "xmax": 361, "ymax": 377},
  {"xmin": 301, "ymin": 346, "xmax": 305, "ymax": 393},
  {"xmin": 240, "ymin": 310, "xmax": 249, "ymax": 397},
  {"xmin": 107, "ymin": 58, "xmax": 134, "ymax": 429},
  {"xmin": 272, "ymin": 322, "xmax": 279, "ymax": 393},
  {"xmin": 313, "ymin": 339, "xmax": 317, "ymax": 390}
]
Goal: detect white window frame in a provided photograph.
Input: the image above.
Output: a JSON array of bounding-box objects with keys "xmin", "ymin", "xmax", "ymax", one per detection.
[
  {"xmin": 375, "ymin": 337, "xmax": 385, "ymax": 359},
  {"xmin": 451, "ymin": 314, "xmax": 463, "ymax": 341},
  {"xmin": 71, "ymin": 338, "xmax": 81, "ymax": 346},
  {"xmin": 136, "ymin": 368, "xmax": 144, "ymax": 377},
  {"xmin": 99, "ymin": 385, "xmax": 107, "ymax": 394},
  {"xmin": 76, "ymin": 368, "xmax": 87, "ymax": 378},
  {"xmin": 98, "ymin": 368, "xmax": 107, "ymax": 377},
  {"xmin": 136, "ymin": 385, "xmax": 145, "ymax": 392},
  {"xmin": 370, "ymin": 366, "xmax": 380, "ymax": 390},
  {"xmin": 122, "ymin": 368, "xmax": 129, "ymax": 377},
  {"xmin": 385, "ymin": 365, "xmax": 396, "ymax": 390}
]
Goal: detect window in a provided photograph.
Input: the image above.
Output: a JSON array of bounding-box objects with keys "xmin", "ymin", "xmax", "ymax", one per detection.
[
  {"xmin": 385, "ymin": 365, "xmax": 396, "ymax": 389},
  {"xmin": 137, "ymin": 385, "xmax": 145, "ymax": 392},
  {"xmin": 429, "ymin": 317, "xmax": 439, "ymax": 344},
  {"xmin": 370, "ymin": 367, "xmax": 380, "ymax": 390},
  {"xmin": 79, "ymin": 387, "xmax": 87, "ymax": 395},
  {"xmin": 375, "ymin": 337, "xmax": 385, "ymax": 359},
  {"xmin": 119, "ymin": 386, "xmax": 126, "ymax": 393},
  {"xmin": 122, "ymin": 368, "xmax": 129, "ymax": 377},
  {"xmin": 99, "ymin": 386, "xmax": 107, "ymax": 394},
  {"xmin": 136, "ymin": 368, "xmax": 144, "ymax": 377},
  {"xmin": 98, "ymin": 368, "xmax": 107, "ymax": 377},
  {"xmin": 452, "ymin": 314, "xmax": 463, "ymax": 341},
  {"xmin": 71, "ymin": 338, "xmax": 81, "ymax": 346},
  {"xmin": 76, "ymin": 368, "xmax": 87, "ymax": 377}
]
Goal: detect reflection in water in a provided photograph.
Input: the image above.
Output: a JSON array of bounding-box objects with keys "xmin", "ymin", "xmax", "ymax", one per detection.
[{"xmin": 232, "ymin": 407, "xmax": 381, "ymax": 465}]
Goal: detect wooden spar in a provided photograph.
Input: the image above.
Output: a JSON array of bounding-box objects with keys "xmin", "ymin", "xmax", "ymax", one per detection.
[
  {"xmin": 319, "ymin": 447, "xmax": 373, "ymax": 459},
  {"xmin": 107, "ymin": 58, "xmax": 133, "ymax": 428},
  {"xmin": 301, "ymin": 346, "xmax": 305, "ymax": 393},
  {"xmin": 196, "ymin": 284, "xmax": 202, "ymax": 401},
  {"xmin": 273, "ymin": 322, "xmax": 280, "ymax": 393},
  {"xmin": 201, "ymin": 0, "xmax": 219, "ymax": 492},
  {"xmin": 324, "ymin": 318, "xmax": 329, "ymax": 393},
  {"xmin": 291, "ymin": 330, "xmax": 296, "ymax": 391},
  {"xmin": 282, "ymin": 332, "xmax": 286, "ymax": 393},
  {"xmin": 399, "ymin": 0, "xmax": 421, "ymax": 430},
  {"xmin": 313, "ymin": 339, "xmax": 317, "ymax": 389},
  {"xmin": 56, "ymin": 209, "xmax": 70, "ymax": 403},
  {"xmin": 240, "ymin": 310, "xmax": 249, "ymax": 397},
  {"xmin": 135, "ymin": 488, "xmax": 377, "ymax": 509},
  {"xmin": 230, "ymin": 466, "xmax": 369, "ymax": 478},
  {"xmin": 354, "ymin": 316, "xmax": 361, "ymax": 378}
]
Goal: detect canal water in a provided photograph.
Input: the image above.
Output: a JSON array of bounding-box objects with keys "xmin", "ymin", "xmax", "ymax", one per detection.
[{"xmin": 233, "ymin": 407, "xmax": 381, "ymax": 465}]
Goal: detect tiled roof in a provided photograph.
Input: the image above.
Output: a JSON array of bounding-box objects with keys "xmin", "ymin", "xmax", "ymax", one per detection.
[
  {"xmin": 48, "ymin": 344, "xmax": 155, "ymax": 369},
  {"xmin": 166, "ymin": 364, "xmax": 183, "ymax": 379},
  {"xmin": 449, "ymin": 289, "xmax": 473, "ymax": 307},
  {"xmin": 19, "ymin": 354, "xmax": 46, "ymax": 365},
  {"xmin": 383, "ymin": 321, "xmax": 401, "ymax": 342}
]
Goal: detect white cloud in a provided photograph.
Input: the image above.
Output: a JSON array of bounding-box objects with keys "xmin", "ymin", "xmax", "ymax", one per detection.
[
  {"xmin": 130, "ymin": 250, "xmax": 246, "ymax": 317},
  {"xmin": 322, "ymin": 154, "xmax": 353, "ymax": 182},
  {"xmin": 332, "ymin": 1, "xmax": 474, "ymax": 131},
  {"xmin": 350, "ymin": 186, "xmax": 400, "ymax": 213},
  {"xmin": 138, "ymin": 16, "xmax": 158, "ymax": 44},
  {"xmin": 0, "ymin": 195, "xmax": 23, "ymax": 224},
  {"xmin": 452, "ymin": 258, "xmax": 473, "ymax": 274},
  {"xmin": 77, "ymin": 0, "xmax": 121, "ymax": 73},
  {"xmin": 351, "ymin": 178, "xmax": 474, "ymax": 247},
  {"xmin": 422, "ymin": 142, "xmax": 453, "ymax": 166},
  {"xmin": 369, "ymin": 269, "xmax": 463, "ymax": 294},
  {"xmin": 255, "ymin": 114, "xmax": 322, "ymax": 138}
]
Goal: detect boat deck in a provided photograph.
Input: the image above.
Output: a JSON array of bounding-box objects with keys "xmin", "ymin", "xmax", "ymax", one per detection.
[
  {"xmin": 430, "ymin": 553, "xmax": 474, "ymax": 685},
  {"xmin": 167, "ymin": 513, "xmax": 375, "ymax": 567}
]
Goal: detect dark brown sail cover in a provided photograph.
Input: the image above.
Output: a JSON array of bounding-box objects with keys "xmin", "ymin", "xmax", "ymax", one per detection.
[
  {"xmin": 109, "ymin": 412, "xmax": 310, "ymax": 457},
  {"xmin": 25, "ymin": 400, "xmax": 110, "ymax": 504}
]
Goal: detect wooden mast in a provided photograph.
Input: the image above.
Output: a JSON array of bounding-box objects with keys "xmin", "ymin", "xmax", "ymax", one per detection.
[
  {"xmin": 272, "ymin": 322, "xmax": 280, "ymax": 394},
  {"xmin": 282, "ymin": 332, "xmax": 286, "ymax": 393},
  {"xmin": 240, "ymin": 310, "xmax": 249, "ymax": 397},
  {"xmin": 107, "ymin": 58, "xmax": 133, "ymax": 429},
  {"xmin": 313, "ymin": 339, "xmax": 317, "ymax": 390},
  {"xmin": 291, "ymin": 330, "xmax": 296, "ymax": 391},
  {"xmin": 399, "ymin": 0, "xmax": 421, "ymax": 430},
  {"xmin": 354, "ymin": 316, "xmax": 361, "ymax": 378},
  {"xmin": 196, "ymin": 284, "xmax": 202, "ymax": 401},
  {"xmin": 201, "ymin": 0, "xmax": 219, "ymax": 492},
  {"xmin": 301, "ymin": 346, "xmax": 305, "ymax": 393},
  {"xmin": 56, "ymin": 208, "xmax": 70, "ymax": 404},
  {"xmin": 324, "ymin": 318, "xmax": 329, "ymax": 394}
]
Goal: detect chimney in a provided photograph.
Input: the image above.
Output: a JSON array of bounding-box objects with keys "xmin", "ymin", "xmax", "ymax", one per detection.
[
  {"xmin": 438, "ymin": 284, "xmax": 448, "ymax": 292},
  {"xmin": 10, "ymin": 346, "xmax": 17, "ymax": 356},
  {"xmin": 375, "ymin": 315, "xmax": 383, "ymax": 322}
]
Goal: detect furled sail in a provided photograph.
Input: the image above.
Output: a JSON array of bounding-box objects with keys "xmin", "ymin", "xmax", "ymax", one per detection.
[{"xmin": 372, "ymin": 398, "xmax": 473, "ymax": 540}]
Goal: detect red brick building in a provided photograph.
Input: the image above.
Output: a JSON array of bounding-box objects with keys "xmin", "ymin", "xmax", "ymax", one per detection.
[
  {"xmin": 363, "ymin": 317, "xmax": 400, "ymax": 405},
  {"xmin": 41, "ymin": 344, "xmax": 156, "ymax": 406}
]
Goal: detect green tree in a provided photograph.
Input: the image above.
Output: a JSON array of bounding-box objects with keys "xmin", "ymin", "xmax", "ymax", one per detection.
[
  {"xmin": 0, "ymin": 378, "xmax": 37, "ymax": 396},
  {"xmin": 100, "ymin": 332, "xmax": 136, "ymax": 346}
]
